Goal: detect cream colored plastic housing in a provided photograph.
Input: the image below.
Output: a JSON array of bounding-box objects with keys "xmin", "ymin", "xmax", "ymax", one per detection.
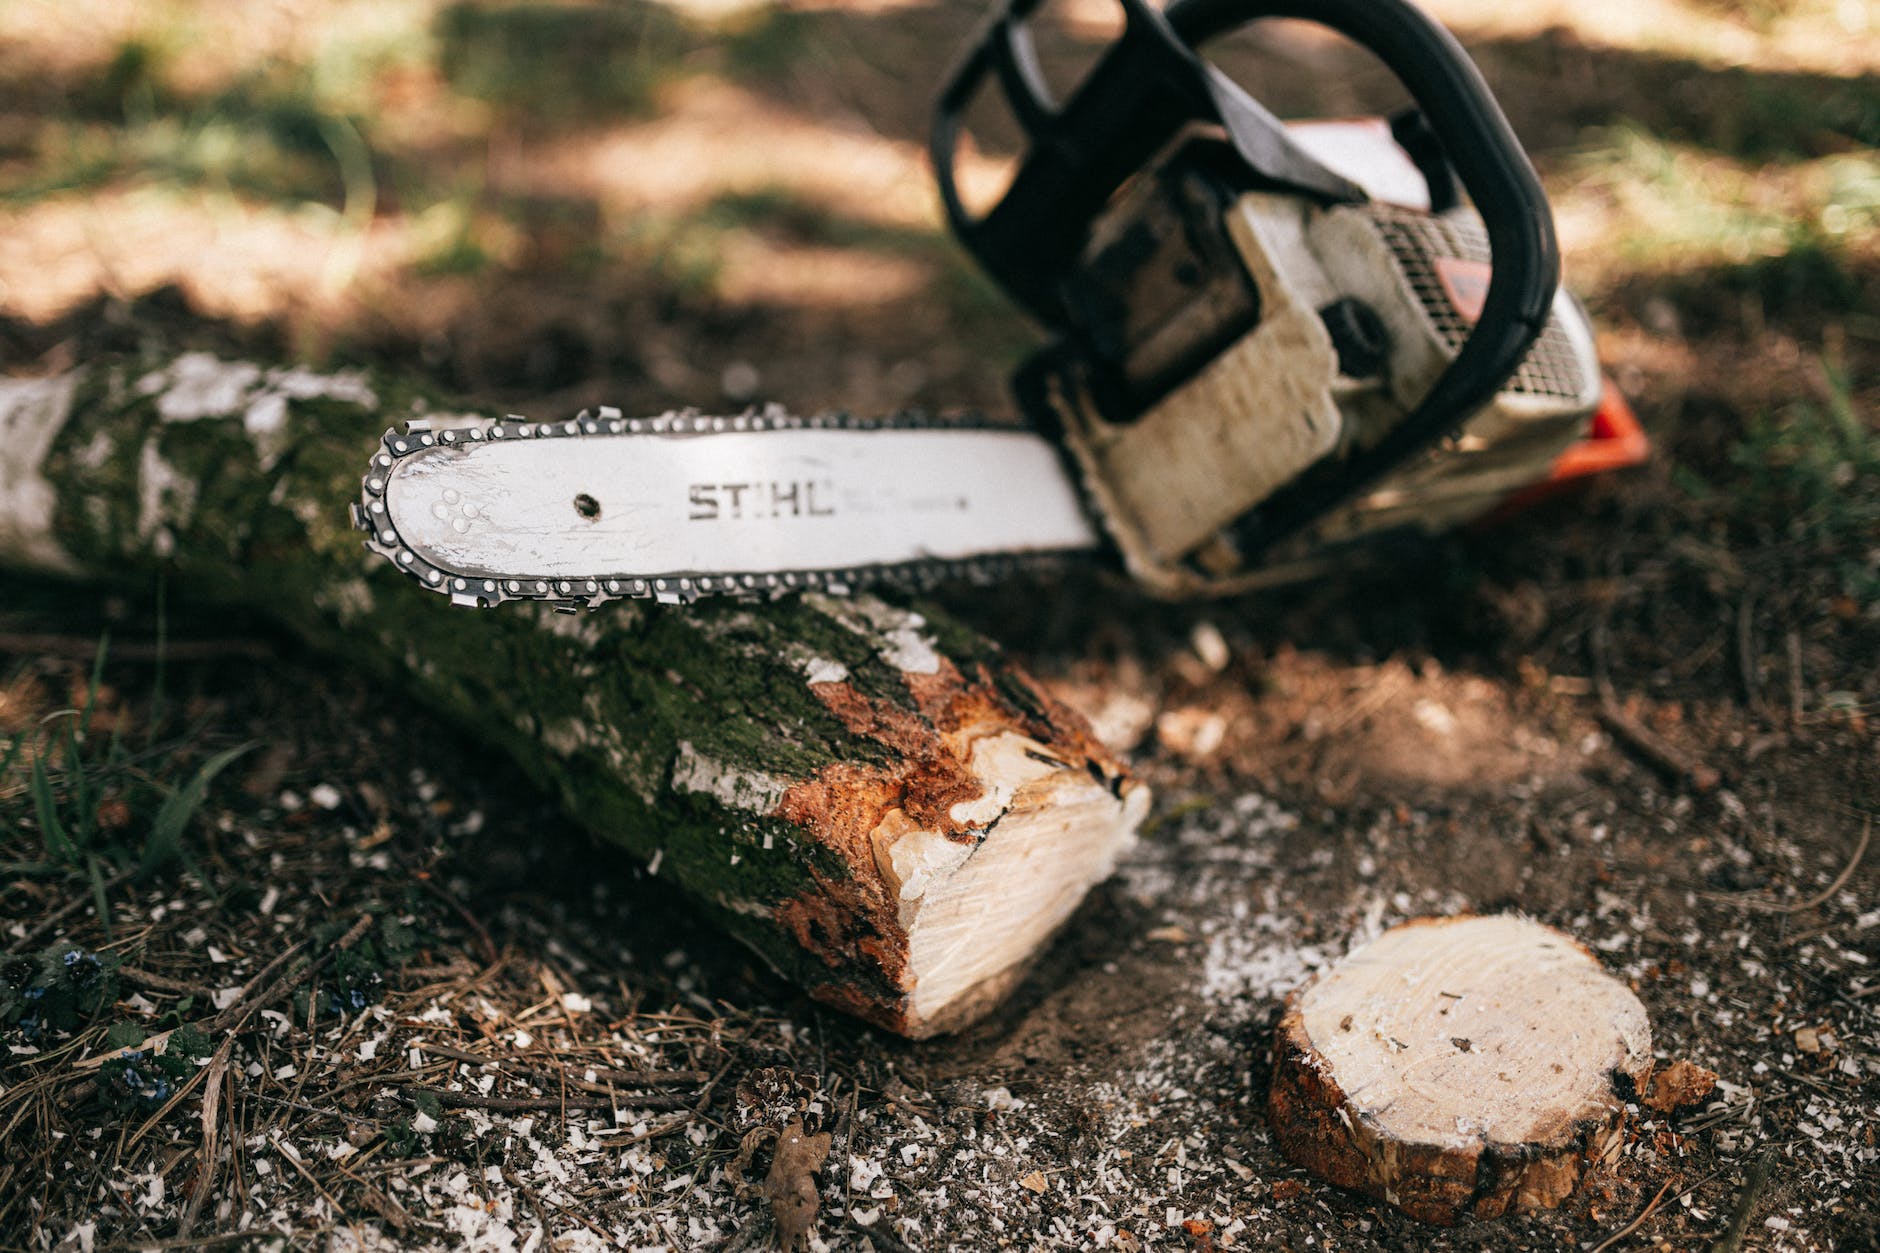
[{"xmin": 1050, "ymin": 191, "xmax": 1602, "ymax": 598}]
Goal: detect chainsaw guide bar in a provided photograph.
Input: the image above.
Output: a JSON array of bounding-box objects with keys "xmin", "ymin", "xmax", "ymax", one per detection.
[{"xmin": 353, "ymin": 407, "xmax": 1099, "ymax": 610}]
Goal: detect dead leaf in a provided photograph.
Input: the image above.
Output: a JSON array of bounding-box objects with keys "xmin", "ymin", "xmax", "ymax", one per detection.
[
  {"xmin": 763, "ymin": 1117, "xmax": 831, "ymax": 1252},
  {"xmin": 1270, "ymin": 1178, "xmax": 1307, "ymax": 1203},
  {"xmin": 1018, "ymin": 1170, "xmax": 1048, "ymax": 1194},
  {"xmin": 1644, "ymin": 1058, "xmax": 1718, "ymax": 1113}
]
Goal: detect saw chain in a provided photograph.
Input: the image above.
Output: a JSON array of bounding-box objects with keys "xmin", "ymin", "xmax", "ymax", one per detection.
[{"xmin": 352, "ymin": 407, "xmax": 1098, "ymax": 611}]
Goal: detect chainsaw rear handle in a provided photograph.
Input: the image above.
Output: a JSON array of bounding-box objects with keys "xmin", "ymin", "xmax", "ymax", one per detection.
[{"xmin": 934, "ymin": 0, "xmax": 1562, "ymax": 549}]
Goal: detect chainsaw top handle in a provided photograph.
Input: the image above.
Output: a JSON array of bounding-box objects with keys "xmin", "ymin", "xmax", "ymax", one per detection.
[
  {"xmin": 933, "ymin": 0, "xmax": 1562, "ymax": 538},
  {"xmin": 934, "ymin": 0, "xmax": 1366, "ymax": 328}
]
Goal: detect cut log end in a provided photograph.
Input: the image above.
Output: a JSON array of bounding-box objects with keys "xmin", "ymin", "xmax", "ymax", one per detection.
[
  {"xmin": 773, "ymin": 647, "xmax": 1149, "ymax": 1039},
  {"xmin": 887, "ymin": 737, "xmax": 1149, "ymax": 1037},
  {"xmin": 1268, "ymin": 914, "xmax": 1653, "ymax": 1225}
]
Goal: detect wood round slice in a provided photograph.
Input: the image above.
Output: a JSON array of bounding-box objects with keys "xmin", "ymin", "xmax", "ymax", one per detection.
[{"xmin": 1267, "ymin": 915, "xmax": 1652, "ymax": 1224}]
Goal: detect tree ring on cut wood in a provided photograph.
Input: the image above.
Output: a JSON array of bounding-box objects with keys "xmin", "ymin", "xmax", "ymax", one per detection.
[{"xmin": 1267, "ymin": 914, "xmax": 1653, "ymax": 1225}]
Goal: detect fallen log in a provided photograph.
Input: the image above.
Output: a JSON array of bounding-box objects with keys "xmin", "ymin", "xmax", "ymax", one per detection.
[
  {"xmin": 1268, "ymin": 914, "xmax": 1653, "ymax": 1224},
  {"xmin": 0, "ymin": 353, "xmax": 1148, "ymax": 1037}
]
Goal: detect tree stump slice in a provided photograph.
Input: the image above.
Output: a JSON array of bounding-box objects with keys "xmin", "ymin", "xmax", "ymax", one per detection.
[{"xmin": 1268, "ymin": 915, "xmax": 1653, "ymax": 1224}]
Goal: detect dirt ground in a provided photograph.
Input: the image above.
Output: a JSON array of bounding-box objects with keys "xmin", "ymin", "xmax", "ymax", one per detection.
[{"xmin": 2, "ymin": 0, "xmax": 1876, "ymax": 1249}]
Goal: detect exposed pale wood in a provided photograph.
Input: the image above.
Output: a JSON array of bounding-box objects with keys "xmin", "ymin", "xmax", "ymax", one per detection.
[
  {"xmin": 1268, "ymin": 915, "xmax": 1653, "ymax": 1224},
  {"xmin": 0, "ymin": 351, "xmax": 1148, "ymax": 1037}
]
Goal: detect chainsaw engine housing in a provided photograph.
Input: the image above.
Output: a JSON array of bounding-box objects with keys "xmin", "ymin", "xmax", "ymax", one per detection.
[
  {"xmin": 936, "ymin": 0, "xmax": 1593, "ymax": 598},
  {"xmin": 1019, "ymin": 131, "xmax": 1602, "ymax": 596}
]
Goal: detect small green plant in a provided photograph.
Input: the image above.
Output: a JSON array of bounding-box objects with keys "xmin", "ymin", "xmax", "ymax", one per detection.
[
  {"xmin": 0, "ymin": 945, "xmax": 121, "ymax": 1046},
  {"xmin": 95, "ymin": 1024, "xmax": 213, "ymax": 1114},
  {"xmin": 1568, "ymin": 130, "xmax": 1877, "ymax": 322},
  {"xmin": 1724, "ymin": 366, "xmax": 1879, "ymax": 604},
  {"xmin": 319, "ymin": 947, "xmax": 386, "ymax": 1018},
  {"xmin": 7, "ymin": 637, "xmax": 257, "ymax": 925},
  {"xmin": 292, "ymin": 915, "xmax": 419, "ymax": 1020}
]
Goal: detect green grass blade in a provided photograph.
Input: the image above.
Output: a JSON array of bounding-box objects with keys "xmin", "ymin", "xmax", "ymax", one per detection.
[
  {"xmin": 31, "ymin": 753, "xmax": 74, "ymax": 862},
  {"xmin": 0, "ymin": 860, "xmax": 64, "ymax": 875},
  {"xmin": 140, "ymin": 741, "xmax": 258, "ymax": 877},
  {"xmin": 63, "ymin": 719, "xmax": 94, "ymax": 851},
  {"xmin": 80, "ymin": 631, "xmax": 109, "ymax": 739},
  {"xmin": 149, "ymin": 576, "xmax": 168, "ymax": 743}
]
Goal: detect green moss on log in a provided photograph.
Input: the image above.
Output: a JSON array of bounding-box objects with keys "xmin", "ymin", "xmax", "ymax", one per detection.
[{"xmin": 10, "ymin": 351, "xmax": 1132, "ymax": 1033}]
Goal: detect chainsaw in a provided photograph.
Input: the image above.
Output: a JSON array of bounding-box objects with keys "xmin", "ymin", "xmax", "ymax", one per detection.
[{"xmin": 354, "ymin": 0, "xmax": 1640, "ymax": 610}]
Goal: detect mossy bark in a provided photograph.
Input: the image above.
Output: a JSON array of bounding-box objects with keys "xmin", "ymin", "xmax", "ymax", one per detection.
[{"xmin": 0, "ymin": 354, "xmax": 1144, "ymax": 1036}]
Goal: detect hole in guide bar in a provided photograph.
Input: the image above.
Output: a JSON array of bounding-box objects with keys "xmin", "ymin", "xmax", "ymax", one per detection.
[{"xmin": 573, "ymin": 493, "xmax": 601, "ymax": 520}]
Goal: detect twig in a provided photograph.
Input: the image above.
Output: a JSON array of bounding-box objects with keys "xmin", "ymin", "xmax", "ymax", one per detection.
[
  {"xmin": 1590, "ymin": 619, "xmax": 1719, "ymax": 791},
  {"xmin": 8, "ymin": 867, "xmax": 137, "ymax": 952},
  {"xmin": 503, "ymin": 1167, "xmax": 611, "ymax": 1242},
  {"xmin": 126, "ymin": 1037, "xmax": 224, "ymax": 1149},
  {"xmin": 76, "ymin": 917, "xmax": 370, "ymax": 1074},
  {"xmin": 848, "ymin": 1216, "xmax": 921, "ymax": 1253},
  {"xmin": 603, "ymin": 1060, "xmax": 729, "ymax": 1150},
  {"xmin": 416, "ymin": 875, "xmax": 499, "ymax": 967},
  {"xmin": 1711, "ymin": 817, "xmax": 1869, "ymax": 914},
  {"xmin": 1595, "ymin": 701, "xmax": 1722, "ymax": 792},
  {"xmin": 203, "ymin": 938, "xmax": 312, "ymax": 1033},
  {"xmin": 1786, "ymin": 630, "xmax": 1805, "ymax": 725},
  {"xmin": 317, "ymin": 1153, "xmax": 417, "ymax": 1233},
  {"xmin": 387, "ymin": 961, "xmax": 478, "ymax": 983},
  {"xmin": 717, "ymin": 1218, "xmax": 770, "ymax": 1253},
  {"xmin": 95, "ymin": 1229, "xmax": 300, "ymax": 1252},
  {"xmin": 1590, "ymin": 616, "xmax": 1719, "ymax": 791},
  {"xmin": 414, "ymin": 1040, "xmax": 706, "ymax": 1086},
  {"xmin": 1710, "ymin": 1148, "xmax": 1778, "ymax": 1253},
  {"xmin": 272, "ymin": 1137, "xmax": 349, "ymax": 1221},
  {"xmin": 215, "ymin": 913, "xmax": 371, "ymax": 1033},
  {"xmin": 599, "ymin": 1109, "xmax": 698, "ymax": 1148},
  {"xmin": 119, "ymin": 965, "xmax": 217, "ymax": 999},
  {"xmin": 1587, "ymin": 1178, "xmax": 1674, "ymax": 1253},
  {"xmin": 177, "ymin": 1035, "xmax": 235, "ymax": 1238},
  {"xmin": 1735, "ymin": 593, "xmax": 1763, "ymax": 715},
  {"xmin": 399, "ymin": 1086, "xmax": 690, "ymax": 1113}
]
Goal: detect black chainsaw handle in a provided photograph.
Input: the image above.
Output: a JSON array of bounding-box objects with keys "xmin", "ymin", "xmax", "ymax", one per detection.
[
  {"xmin": 1165, "ymin": 0, "xmax": 1560, "ymax": 483},
  {"xmin": 932, "ymin": 0, "xmax": 1366, "ymax": 327},
  {"xmin": 933, "ymin": 0, "xmax": 1558, "ymax": 435}
]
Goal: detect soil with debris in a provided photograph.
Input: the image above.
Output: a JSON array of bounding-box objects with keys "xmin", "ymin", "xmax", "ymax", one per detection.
[
  {"xmin": 3, "ymin": 502, "xmax": 1874, "ymax": 1251},
  {"xmin": 3, "ymin": 0, "xmax": 1877, "ymax": 1248}
]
